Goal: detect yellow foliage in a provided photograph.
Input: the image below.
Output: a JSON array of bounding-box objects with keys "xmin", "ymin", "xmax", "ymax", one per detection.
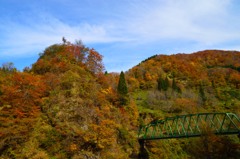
[
  {"xmin": 145, "ymin": 72, "xmax": 152, "ymax": 81},
  {"xmin": 70, "ymin": 143, "xmax": 78, "ymax": 152}
]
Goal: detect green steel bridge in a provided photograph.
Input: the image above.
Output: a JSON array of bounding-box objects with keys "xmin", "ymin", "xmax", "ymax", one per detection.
[{"xmin": 138, "ymin": 112, "xmax": 240, "ymax": 140}]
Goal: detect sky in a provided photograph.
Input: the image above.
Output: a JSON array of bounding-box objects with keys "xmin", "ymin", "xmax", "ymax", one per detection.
[{"xmin": 1, "ymin": 0, "xmax": 240, "ymax": 72}]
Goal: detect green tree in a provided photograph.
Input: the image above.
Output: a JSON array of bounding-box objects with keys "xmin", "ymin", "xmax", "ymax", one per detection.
[
  {"xmin": 157, "ymin": 76, "xmax": 168, "ymax": 91},
  {"xmin": 199, "ymin": 83, "xmax": 206, "ymax": 105},
  {"xmin": 157, "ymin": 77, "xmax": 164, "ymax": 91},
  {"xmin": 172, "ymin": 78, "xmax": 181, "ymax": 93},
  {"xmin": 164, "ymin": 76, "xmax": 169, "ymax": 90},
  {"xmin": 117, "ymin": 71, "xmax": 128, "ymax": 105},
  {"xmin": 117, "ymin": 71, "xmax": 128, "ymax": 95}
]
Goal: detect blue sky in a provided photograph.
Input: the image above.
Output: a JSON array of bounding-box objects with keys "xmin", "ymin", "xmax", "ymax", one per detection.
[{"xmin": 1, "ymin": 0, "xmax": 240, "ymax": 72}]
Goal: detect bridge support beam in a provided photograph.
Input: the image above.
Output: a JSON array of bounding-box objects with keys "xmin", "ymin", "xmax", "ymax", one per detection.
[{"xmin": 138, "ymin": 139, "xmax": 149, "ymax": 159}]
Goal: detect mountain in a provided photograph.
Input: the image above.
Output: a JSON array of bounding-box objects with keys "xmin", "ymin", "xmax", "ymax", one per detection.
[
  {"xmin": 127, "ymin": 50, "xmax": 240, "ymax": 114},
  {"xmin": 0, "ymin": 44, "xmax": 239, "ymax": 158}
]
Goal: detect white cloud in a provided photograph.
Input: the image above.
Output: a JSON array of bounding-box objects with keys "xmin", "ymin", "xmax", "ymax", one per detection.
[
  {"xmin": 123, "ymin": 0, "xmax": 239, "ymax": 45},
  {"xmin": 0, "ymin": 13, "xmax": 131, "ymax": 57}
]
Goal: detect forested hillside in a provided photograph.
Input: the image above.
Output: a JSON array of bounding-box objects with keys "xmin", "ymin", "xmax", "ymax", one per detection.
[
  {"xmin": 0, "ymin": 42, "xmax": 239, "ymax": 158},
  {"xmin": 126, "ymin": 50, "xmax": 240, "ymax": 158},
  {"xmin": 0, "ymin": 41, "xmax": 139, "ymax": 158},
  {"xmin": 127, "ymin": 50, "xmax": 240, "ymax": 115}
]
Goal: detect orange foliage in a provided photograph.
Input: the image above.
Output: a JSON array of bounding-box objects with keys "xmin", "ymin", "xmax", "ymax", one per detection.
[
  {"xmin": 32, "ymin": 43, "xmax": 104, "ymax": 75},
  {"xmin": 127, "ymin": 50, "xmax": 240, "ymax": 91},
  {"xmin": 1, "ymin": 72, "xmax": 46, "ymax": 116},
  {"xmin": 86, "ymin": 49, "xmax": 104, "ymax": 74},
  {"xmin": 229, "ymin": 71, "xmax": 240, "ymax": 89},
  {"xmin": 0, "ymin": 72, "xmax": 47, "ymax": 153}
]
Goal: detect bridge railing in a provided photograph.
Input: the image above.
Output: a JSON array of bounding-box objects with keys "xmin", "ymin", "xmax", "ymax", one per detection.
[{"xmin": 138, "ymin": 113, "xmax": 240, "ymax": 140}]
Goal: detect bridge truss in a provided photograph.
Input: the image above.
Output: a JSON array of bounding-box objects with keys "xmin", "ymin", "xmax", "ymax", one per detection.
[{"xmin": 138, "ymin": 113, "xmax": 240, "ymax": 140}]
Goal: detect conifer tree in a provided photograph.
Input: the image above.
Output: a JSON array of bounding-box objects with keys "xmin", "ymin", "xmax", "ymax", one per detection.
[
  {"xmin": 117, "ymin": 71, "xmax": 128, "ymax": 95},
  {"xmin": 157, "ymin": 77, "xmax": 164, "ymax": 91},
  {"xmin": 164, "ymin": 76, "xmax": 169, "ymax": 90},
  {"xmin": 157, "ymin": 76, "xmax": 168, "ymax": 91},
  {"xmin": 117, "ymin": 71, "xmax": 128, "ymax": 105},
  {"xmin": 172, "ymin": 77, "xmax": 181, "ymax": 93},
  {"xmin": 199, "ymin": 83, "xmax": 206, "ymax": 105}
]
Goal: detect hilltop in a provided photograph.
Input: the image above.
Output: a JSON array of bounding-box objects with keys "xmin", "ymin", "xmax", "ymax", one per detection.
[{"xmin": 127, "ymin": 50, "xmax": 240, "ymax": 115}]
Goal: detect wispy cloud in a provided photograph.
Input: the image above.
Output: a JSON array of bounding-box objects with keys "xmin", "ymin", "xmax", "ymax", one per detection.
[
  {"xmin": 0, "ymin": 13, "xmax": 131, "ymax": 57},
  {"xmin": 124, "ymin": 0, "xmax": 240, "ymax": 45}
]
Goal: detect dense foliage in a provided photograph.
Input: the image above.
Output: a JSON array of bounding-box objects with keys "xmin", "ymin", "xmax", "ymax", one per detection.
[
  {"xmin": 126, "ymin": 50, "xmax": 240, "ymax": 158},
  {"xmin": 0, "ymin": 43, "xmax": 239, "ymax": 158},
  {"xmin": 127, "ymin": 50, "xmax": 240, "ymax": 113},
  {"xmin": 0, "ymin": 41, "xmax": 139, "ymax": 158}
]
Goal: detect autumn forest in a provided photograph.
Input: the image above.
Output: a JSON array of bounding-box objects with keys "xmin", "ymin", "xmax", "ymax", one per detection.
[{"xmin": 0, "ymin": 40, "xmax": 240, "ymax": 158}]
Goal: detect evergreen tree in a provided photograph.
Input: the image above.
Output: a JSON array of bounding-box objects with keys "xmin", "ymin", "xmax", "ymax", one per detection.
[
  {"xmin": 157, "ymin": 77, "xmax": 164, "ymax": 91},
  {"xmin": 117, "ymin": 71, "xmax": 128, "ymax": 105},
  {"xmin": 157, "ymin": 76, "xmax": 168, "ymax": 91},
  {"xmin": 164, "ymin": 76, "xmax": 169, "ymax": 91},
  {"xmin": 117, "ymin": 71, "xmax": 128, "ymax": 95},
  {"xmin": 172, "ymin": 78, "xmax": 181, "ymax": 93},
  {"xmin": 199, "ymin": 83, "xmax": 206, "ymax": 105}
]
